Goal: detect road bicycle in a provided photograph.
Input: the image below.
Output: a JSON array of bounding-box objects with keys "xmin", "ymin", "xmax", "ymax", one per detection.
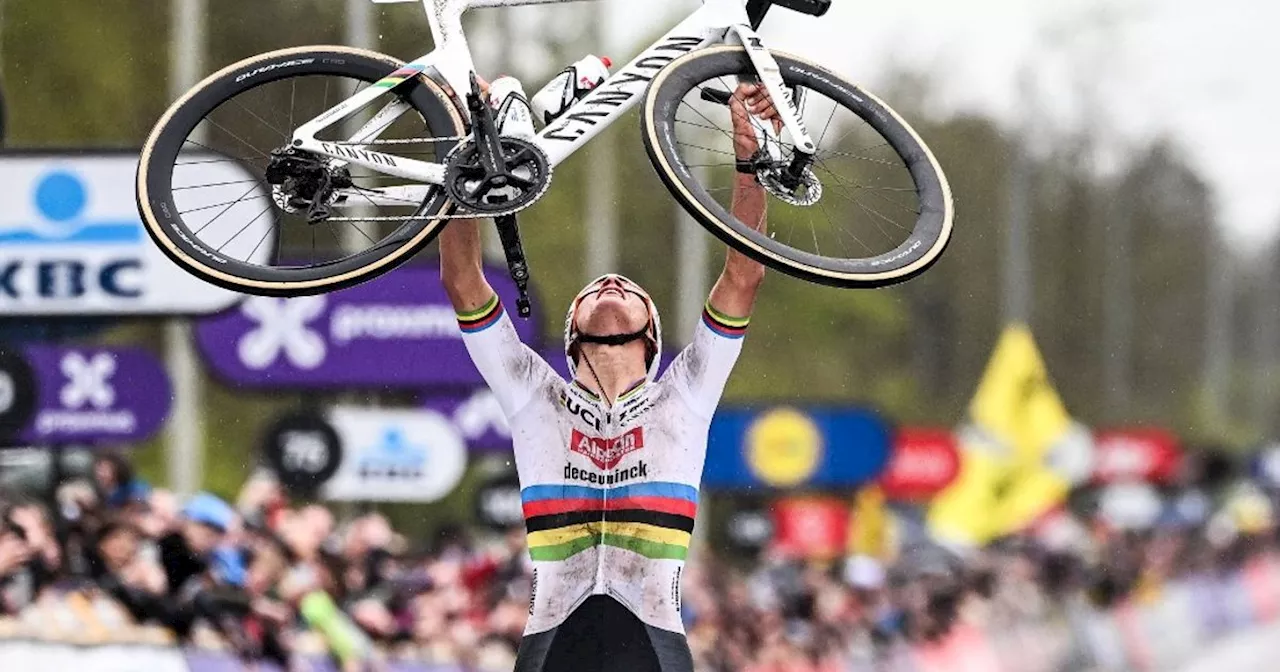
[{"xmin": 136, "ymin": 0, "xmax": 954, "ymax": 313}]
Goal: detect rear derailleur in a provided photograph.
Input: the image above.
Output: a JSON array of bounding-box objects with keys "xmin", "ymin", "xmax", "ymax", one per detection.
[{"xmin": 264, "ymin": 149, "xmax": 351, "ymax": 223}]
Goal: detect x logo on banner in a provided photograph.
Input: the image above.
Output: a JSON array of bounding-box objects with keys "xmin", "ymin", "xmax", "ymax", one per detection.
[
  {"xmin": 60, "ymin": 352, "xmax": 117, "ymax": 410},
  {"xmin": 238, "ymin": 296, "xmax": 328, "ymax": 370}
]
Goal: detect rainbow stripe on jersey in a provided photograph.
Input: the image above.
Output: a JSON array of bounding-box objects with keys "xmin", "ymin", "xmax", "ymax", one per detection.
[
  {"xmin": 702, "ymin": 301, "xmax": 749, "ymax": 339},
  {"xmin": 521, "ymin": 482, "xmax": 698, "ymax": 562},
  {"xmin": 457, "ymin": 295, "xmax": 505, "ymax": 333}
]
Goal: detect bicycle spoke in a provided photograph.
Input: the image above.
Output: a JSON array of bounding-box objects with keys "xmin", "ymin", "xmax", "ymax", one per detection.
[
  {"xmin": 176, "ymin": 156, "xmax": 266, "ymax": 167},
  {"xmin": 192, "ymin": 181, "xmax": 268, "ymax": 236},
  {"xmin": 179, "ymin": 138, "xmax": 270, "ymax": 167},
  {"xmin": 676, "ymin": 141, "xmax": 736, "ymax": 158},
  {"xmin": 216, "ymin": 203, "xmax": 275, "ymax": 253},
  {"xmin": 201, "ymin": 117, "xmax": 271, "ymax": 160},
  {"xmin": 230, "ymin": 96, "xmax": 290, "ymax": 141},
  {"xmin": 246, "ymin": 216, "xmax": 278, "ymax": 263},
  {"xmin": 816, "ymin": 99, "xmax": 838, "ymax": 148},
  {"xmin": 179, "ymin": 194, "xmax": 269, "ymax": 215},
  {"xmin": 172, "ymin": 178, "xmax": 264, "ymax": 191},
  {"xmin": 288, "ymin": 78, "xmax": 297, "ymax": 136},
  {"xmin": 816, "ymin": 148, "xmax": 900, "ymax": 168},
  {"xmin": 816, "ymin": 162, "xmax": 920, "ymax": 218}
]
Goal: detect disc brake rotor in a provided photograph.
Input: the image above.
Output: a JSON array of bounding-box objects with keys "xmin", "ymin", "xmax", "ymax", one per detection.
[{"xmin": 759, "ymin": 166, "xmax": 823, "ymax": 207}]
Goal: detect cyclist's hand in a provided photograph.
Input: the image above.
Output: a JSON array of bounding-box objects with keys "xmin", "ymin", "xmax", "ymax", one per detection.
[{"xmin": 730, "ymin": 82, "xmax": 783, "ymax": 160}]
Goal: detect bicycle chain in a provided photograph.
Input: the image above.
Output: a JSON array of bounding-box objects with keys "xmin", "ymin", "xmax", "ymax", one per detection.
[
  {"xmin": 325, "ymin": 195, "xmax": 542, "ymax": 222},
  {"xmin": 328, "ymin": 135, "xmax": 469, "ymax": 146},
  {"xmin": 326, "ymin": 136, "xmax": 552, "ymax": 222}
]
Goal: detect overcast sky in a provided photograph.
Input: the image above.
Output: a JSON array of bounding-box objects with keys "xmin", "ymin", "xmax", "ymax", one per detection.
[{"xmin": 597, "ymin": 0, "xmax": 1279, "ymax": 248}]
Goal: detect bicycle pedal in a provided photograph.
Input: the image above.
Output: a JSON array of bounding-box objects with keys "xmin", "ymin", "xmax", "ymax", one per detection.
[{"xmin": 516, "ymin": 297, "xmax": 532, "ymax": 318}]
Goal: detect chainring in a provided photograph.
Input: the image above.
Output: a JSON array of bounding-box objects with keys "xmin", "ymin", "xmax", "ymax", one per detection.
[{"xmin": 444, "ymin": 137, "xmax": 551, "ymax": 217}]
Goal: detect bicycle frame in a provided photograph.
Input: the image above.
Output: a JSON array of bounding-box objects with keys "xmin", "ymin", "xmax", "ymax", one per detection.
[{"xmin": 291, "ymin": 0, "xmax": 816, "ymax": 206}]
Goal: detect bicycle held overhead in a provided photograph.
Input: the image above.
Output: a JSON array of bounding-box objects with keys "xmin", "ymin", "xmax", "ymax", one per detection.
[{"xmin": 136, "ymin": 0, "xmax": 953, "ymax": 306}]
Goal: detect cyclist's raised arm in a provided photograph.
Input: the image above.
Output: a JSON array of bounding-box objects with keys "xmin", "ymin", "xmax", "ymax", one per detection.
[
  {"xmin": 708, "ymin": 82, "xmax": 773, "ymax": 323},
  {"xmin": 441, "ymin": 219, "xmax": 548, "ymax": 417},
  {"xmin": 667, "ymin": 84, "xmax": 774, "ymax": 418},
  {"xmin": 440, "ymin": 217, "xmax": 497, "ymax": 314}
]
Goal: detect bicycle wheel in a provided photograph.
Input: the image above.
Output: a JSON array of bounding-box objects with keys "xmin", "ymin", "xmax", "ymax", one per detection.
[
  {"xmin": 137, "ymin": 46, "xmax": 465, "ymax": 297},
  {"xmin": 642, "ymin": 47, "xmax": 953, "ymax": 288}
]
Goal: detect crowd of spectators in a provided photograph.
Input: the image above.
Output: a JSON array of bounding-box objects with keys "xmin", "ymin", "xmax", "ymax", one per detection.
[{"xmin": 2, "ymin": 449, "xmax": 1280, "ymax": 672}]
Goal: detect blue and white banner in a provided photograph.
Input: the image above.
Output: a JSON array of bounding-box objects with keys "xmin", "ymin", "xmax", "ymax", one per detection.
[
  {"xmin": 0, "ymin": 151, "xmax": 265, "ymax": 315},
  {"xmin": 322, "ymin": 406, "xmax": 468, "ymax": 502}
]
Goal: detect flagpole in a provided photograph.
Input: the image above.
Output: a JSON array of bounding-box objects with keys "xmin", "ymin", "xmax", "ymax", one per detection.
[{"xmin": 165, "ymin": 0, "xmax": 207, "ymax": 499}]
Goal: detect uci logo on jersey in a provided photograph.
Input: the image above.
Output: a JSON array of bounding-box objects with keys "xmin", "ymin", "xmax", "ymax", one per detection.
[{"xmin": 0, "ymin": 170, "xmax": 143, "ymax": 300}]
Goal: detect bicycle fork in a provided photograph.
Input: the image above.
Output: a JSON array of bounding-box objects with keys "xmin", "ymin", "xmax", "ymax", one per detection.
[{"xmin": 730, "ymin": 24, "xmax": 816, "ymax": 189}]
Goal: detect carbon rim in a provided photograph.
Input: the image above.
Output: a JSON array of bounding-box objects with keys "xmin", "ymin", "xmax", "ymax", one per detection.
[
  {"xmin": 643, "ymin": 47, "xmax": 953, "ymax": 288},
  {"xmin": 137, "ymin": 47, "xmax": 464, "ymax": 296}
]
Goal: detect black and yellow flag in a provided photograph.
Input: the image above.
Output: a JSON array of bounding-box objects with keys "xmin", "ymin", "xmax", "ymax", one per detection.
[{"xmin": 927, "ymin": 324, "xmax": 1093, "ymax": 548}]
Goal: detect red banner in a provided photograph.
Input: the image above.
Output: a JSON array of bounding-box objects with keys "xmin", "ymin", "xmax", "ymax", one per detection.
[
  {"xmin": 770, "ymin": 497, "xmax": 849, "ymax": 560},
  {"xmin": 1092, "ymin": 428, "xmax": 1182, "ymax": 484},
  {"xmin": 880, "ymin": 428, "xmax": 960, "ymax": 500}
]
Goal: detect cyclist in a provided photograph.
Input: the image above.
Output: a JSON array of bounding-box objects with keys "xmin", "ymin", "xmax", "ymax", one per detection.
[{"xmin": 441, "ymin": 82, "xmax": 779, "ymax": 672}]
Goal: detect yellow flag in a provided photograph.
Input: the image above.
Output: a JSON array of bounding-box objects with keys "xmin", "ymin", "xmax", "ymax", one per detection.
[
  {"xmin": 849, "ymin": 485, "xmax": 889, "ymax": 559},
  {"xmin": 968, "ymin": 324, "xmax": 1071, "ymax": 466},
  {"xmin": 927, "ymin": 324, "xmax": 1087, "ymax": 547}
]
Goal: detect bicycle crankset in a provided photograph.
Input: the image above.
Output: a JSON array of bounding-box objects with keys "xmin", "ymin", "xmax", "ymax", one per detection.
[{"xmin": 443, "ymin": 137, "xmax": 551, "ymax": 216}]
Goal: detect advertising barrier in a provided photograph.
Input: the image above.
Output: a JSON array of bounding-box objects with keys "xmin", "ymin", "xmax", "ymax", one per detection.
[
  {"xmin": 0, "ymin": 642, "xmax": 188, "ymax": 672},
  {"xmin": 19, "ymin": 345, "xmax": 171, "ymax": 444},
  {"xmin": 0, "ymin": 152, "xmax": 264, "ymax": 315},
  {"xmin": 771, "ymin": 496, "xmax": 850, "ymax": 560},
  {"xmin": 196, "ymin": 264, "xmax": 538, "ymax": 389},
  {"xmin": 321, "ymin": 406, "xmax": 467, "ymax": 503},
  {"xmin": 1091, "ymin": 427, "xmax": 1182, "ymax": 485},
  {"xmin": 880, "ymin": 428, "xmax": 960, "ymax": 501},
  {"xmin": 703, "ymin": 406, "xmax": 891, "ymax": 489}
]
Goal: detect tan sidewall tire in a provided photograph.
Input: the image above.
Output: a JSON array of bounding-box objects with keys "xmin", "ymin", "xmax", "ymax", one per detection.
[{"xmin": 137, "ymin": 46, "xmax": 464, "ymax": 296}]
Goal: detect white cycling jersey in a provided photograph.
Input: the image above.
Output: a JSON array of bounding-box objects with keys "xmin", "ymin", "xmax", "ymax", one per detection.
[{"xmin": 457, "ymin": 294, "xmax": 748, "ymax": 635}]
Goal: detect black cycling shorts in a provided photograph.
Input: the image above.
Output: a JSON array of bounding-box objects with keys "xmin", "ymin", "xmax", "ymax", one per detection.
[{"xmin": 514, "ymin": 595, "xmax": 695, "ymax": 672}]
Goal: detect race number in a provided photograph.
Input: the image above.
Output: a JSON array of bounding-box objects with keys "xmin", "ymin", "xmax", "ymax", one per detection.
[{"xmin": 262, "ymin": 411, "xmax": 343, "ymax": 493}]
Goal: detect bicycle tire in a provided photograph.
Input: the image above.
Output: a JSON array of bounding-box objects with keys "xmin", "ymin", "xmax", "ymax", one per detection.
[
  {"xmin": 137, "ymin": 46, "xmax": 465, "ymax": 297},
  {"xmin": 642, "ymin": 47, "xmax": 953, "ymax": 288}
]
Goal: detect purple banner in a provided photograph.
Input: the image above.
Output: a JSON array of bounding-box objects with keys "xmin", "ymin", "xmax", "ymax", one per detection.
[
  {"xmin": 195, "ymin": 264, "xmax": 540, "ymax": 389},
  {"xmin": 19, "ymin": 345, "xmax": 171, "ymax": 444}
]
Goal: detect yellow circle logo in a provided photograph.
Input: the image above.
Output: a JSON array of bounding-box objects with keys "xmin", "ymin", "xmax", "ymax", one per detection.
[{"xmin": 746, "ymin": 408, "xmax": 823, "ymax": 487}]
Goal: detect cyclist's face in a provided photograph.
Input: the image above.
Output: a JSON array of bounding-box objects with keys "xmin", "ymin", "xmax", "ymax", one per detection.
[{"xmin": 575, "ymin": 276, "xmax": 650, "ymax": 337}]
